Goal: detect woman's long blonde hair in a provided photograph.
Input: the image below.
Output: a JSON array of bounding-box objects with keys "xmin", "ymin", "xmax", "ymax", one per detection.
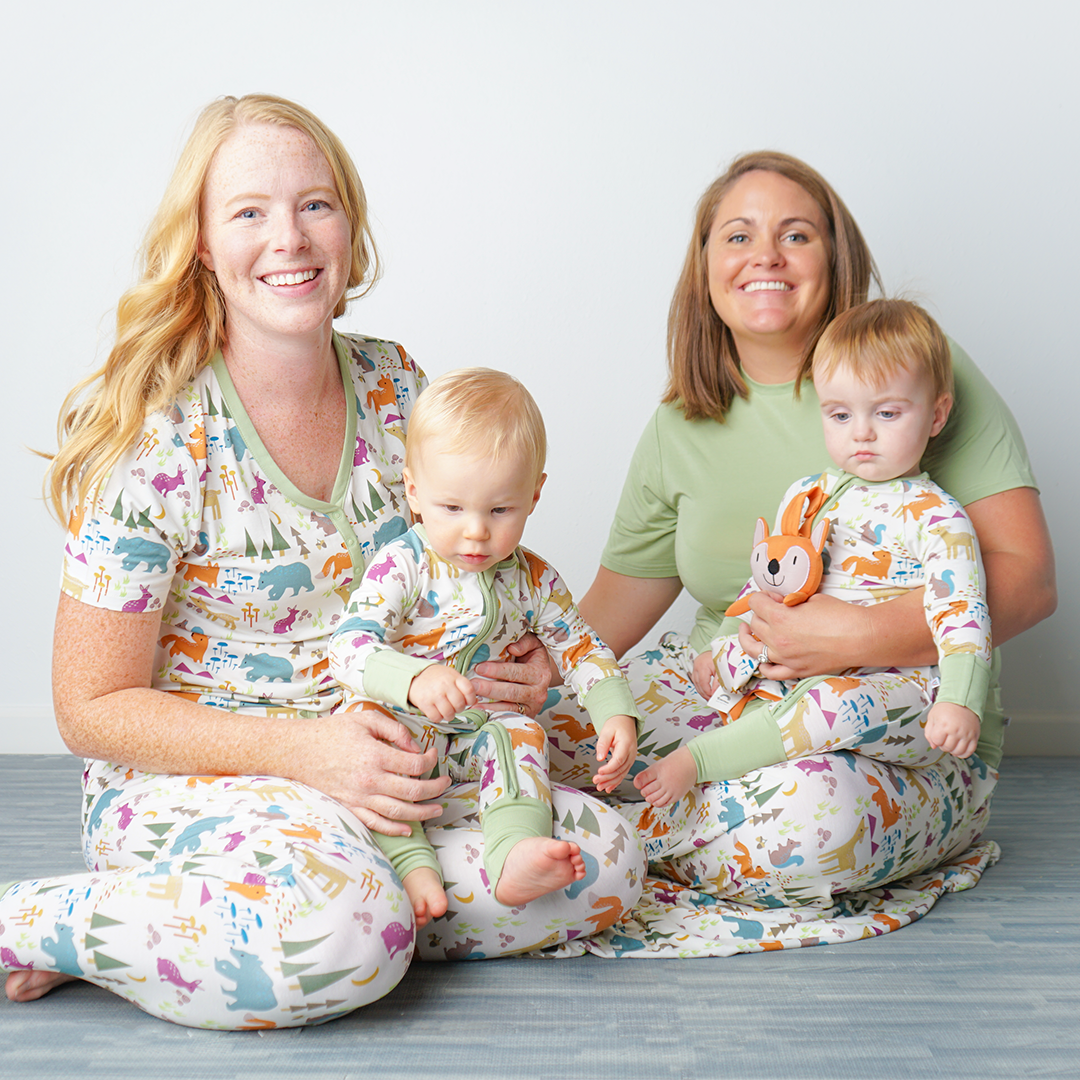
[
  {"xmin": 663, "ymin": 151, "xmax": 883, "ymax": 421},
  {"xmin": 45, "ymin": 94, "xmax": 379, "ymax": 520}
]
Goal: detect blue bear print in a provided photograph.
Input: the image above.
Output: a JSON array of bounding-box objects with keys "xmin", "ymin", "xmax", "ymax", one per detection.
[
  {"xmin": 114, "ymin": 537, "xmax": 171, "ymax": 573},
  {"xmin": 257, "ymin": 563, "xmax": 314, "ymax": 601},
  {"xmin": 214, "ymin": 947, "xmax": 277, "ymax": 1011},
  {"xmin": 238, "ymin": 653, "xmax": 294, "ymax": 682}
]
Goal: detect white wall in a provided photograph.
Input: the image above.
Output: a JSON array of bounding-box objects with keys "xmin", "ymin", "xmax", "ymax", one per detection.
[{"xmin": 3, "ymin": 0, "xmax": 1075, "ymax": 753}]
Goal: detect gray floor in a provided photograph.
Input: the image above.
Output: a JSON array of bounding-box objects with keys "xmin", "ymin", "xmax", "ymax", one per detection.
[{"xmin": 1, "ymin": 754, "xmax": 1077, "ymax": 1080}]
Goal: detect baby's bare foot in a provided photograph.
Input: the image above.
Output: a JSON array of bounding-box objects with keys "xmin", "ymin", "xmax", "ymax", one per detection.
[
  {"xmin": 5, "ymin": 969, "xmax": 76, "ymax": 1003},
  {"xmin": 494, "ymin": 838, "xmax": 586, "ymax": 906},
  {"xmin": 402, "ymin": 866, "xmax": 448, "ymax": 928},
  {"xmin": 634, "ymin": 746, "xmax": 697, "ymax": 808}
]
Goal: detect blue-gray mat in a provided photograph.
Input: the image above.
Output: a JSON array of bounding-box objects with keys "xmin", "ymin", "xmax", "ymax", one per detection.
[{"xmin": 1, "ymin": 754, "xmax": 1077, "ymax": 1080}]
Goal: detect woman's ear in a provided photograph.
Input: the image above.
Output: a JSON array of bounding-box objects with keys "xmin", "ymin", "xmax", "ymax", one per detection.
[{"xmin": 930, "ymin": 393, "xmax": 953, "ymax": 437}]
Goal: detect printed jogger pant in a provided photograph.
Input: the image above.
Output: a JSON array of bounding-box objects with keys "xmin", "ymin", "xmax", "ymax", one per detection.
[
  {"xmin": 541, "ymin": 633, "xmax": 997, "ymax": 909},
  {"xmin": 0, "ymin": 759, "xmax": 645, "ymax": 1028}
]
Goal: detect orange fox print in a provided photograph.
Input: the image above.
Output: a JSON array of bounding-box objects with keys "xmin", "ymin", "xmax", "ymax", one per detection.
[
  {"xmin": 365, "ymin": 374, "xmax": 397, "ymax": 413},
  {"xmin": 160, "ymin": 629, "xmax": 210, "ymax": 664},
  {"xmin": 523, "ymin": 550, "xmax": 548, "ymax": 590},
  {"xmin": 840, "ymin": 549, "xmax": 892, "ymax": 579},
  {"xmin": 896, "ymin": 491, "xmax": 944, "ymax": 521},
  {"xmin": 400, "ymin": 625, "xmax": 447, "ymax": 651}
]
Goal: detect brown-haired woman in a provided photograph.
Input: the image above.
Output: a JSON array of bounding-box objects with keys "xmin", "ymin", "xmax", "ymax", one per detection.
[{"xmin": 539, "ymin": 152, "xmax": 1055, "ymax": 953}]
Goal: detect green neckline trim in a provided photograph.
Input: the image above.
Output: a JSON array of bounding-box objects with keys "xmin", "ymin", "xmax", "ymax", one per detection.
[
  {"xmin": 208, "ymin": 332, "xmax": 359, "ymax": 512},
  {"xmin": 805, "ymin": 468, "xmax": 931, "ymax": 530}
]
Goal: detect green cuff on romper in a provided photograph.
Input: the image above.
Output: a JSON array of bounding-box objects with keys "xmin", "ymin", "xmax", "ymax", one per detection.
[
  {"xmin": 481, "ymin": 796, "xmax": 553, "ymax": 901},
  {"xmin": 936, "ymin": 653, "xmax": 992, "ymax": 721},
  {"xmin": 580, "ymin": 675, "xmax": 642, "ymax": 737},
  {"xmin": 362, "ymin": 650, "xmax": 437, "ymax": 711},
  {"xmin": 375, "ymin": 821, "xmax": 443, "ymax": 883},
  {"xmin": 687, "ymin": 700, "xmax": 787, "ymax": 783}
]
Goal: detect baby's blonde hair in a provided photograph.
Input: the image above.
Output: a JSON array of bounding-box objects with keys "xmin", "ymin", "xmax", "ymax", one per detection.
[
  {"xmin": 406, "ymin": 368, "xmax": 546, "ymax": 483},
  {"xmin": 812, "ymin": 298, "xmax": 953, "ymax": 399}
]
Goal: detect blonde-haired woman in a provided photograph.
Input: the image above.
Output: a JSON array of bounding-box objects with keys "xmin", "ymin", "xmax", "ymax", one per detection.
[
  {"xmin": 0, "ymin": 95, "xmax": 643, "ymax": 1028},
  {"xmin": 540, "ymin": 151, "xmax": 1056, "ymax": 954}
]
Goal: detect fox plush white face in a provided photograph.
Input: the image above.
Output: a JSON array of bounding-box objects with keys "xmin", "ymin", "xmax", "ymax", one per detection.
[{"xmin": 748, "ymin": 515, "xmax": 829, "ymax": 605}]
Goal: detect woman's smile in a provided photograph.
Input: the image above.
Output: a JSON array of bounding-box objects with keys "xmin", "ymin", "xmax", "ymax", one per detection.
[
  {"xmin": 706, "ymin": 169, "xmax": 831, "ymax": 380},
  {"xmin": 197, "ymin": 123, "xmax": 351, "ymax": 352}
]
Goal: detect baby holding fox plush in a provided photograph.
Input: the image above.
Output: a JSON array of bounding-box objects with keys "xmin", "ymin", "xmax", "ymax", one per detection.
[{"xmin": 635, "ymin": 298, "xmax": 992, "ymax": 808}]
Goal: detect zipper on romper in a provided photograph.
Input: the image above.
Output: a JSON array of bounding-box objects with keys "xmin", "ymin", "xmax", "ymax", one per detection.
[{"xmin": 453, "ymin": 565, "xmax": 501, "ymax": 674}]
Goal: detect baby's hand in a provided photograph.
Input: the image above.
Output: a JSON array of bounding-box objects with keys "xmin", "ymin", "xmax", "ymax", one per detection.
[
  {"xmin": 692, "ymin": 650, "xmax": 720, "ymax": 698},
  {"xmin": 409, "ymin": 664, "xmax": 477, "ymax": 722},
  {"xmin": 593, "ymin": 715, "xmax": 637, "ymax": 793},
  {"xmin": 633, "ymin": 746, "xmax": 698, "ymax": 808},
  {"xmin": 925, "ymin": 701, "xmax": 980, "ymax": 760}
]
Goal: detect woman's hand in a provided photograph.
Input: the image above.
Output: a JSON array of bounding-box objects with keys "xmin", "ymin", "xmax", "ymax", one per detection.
[
  {"xmin": 296, "ymin": 708, "xmax": 451, "ymax": 836},
  {"xmin": 470, "ymin": 633, "xmax": 552, "ymax": 718},
  {"xmin": 739, "ymin": 590, "xmax": 934, "ymax": 680}
]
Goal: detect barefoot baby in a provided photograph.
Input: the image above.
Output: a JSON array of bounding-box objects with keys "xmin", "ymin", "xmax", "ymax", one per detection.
[{"xmin": 330, "ymin": 367, "xmax": 639, "ymax": 924}]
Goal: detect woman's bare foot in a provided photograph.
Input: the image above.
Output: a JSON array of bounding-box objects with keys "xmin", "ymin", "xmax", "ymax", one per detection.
[
  {"xmin": 401, "ymin": 866, "xmax": 448, "ymax": 928},
  {"xmin": 5, "ymin": 969, "xmax": 76, "ymax": 1003},
  {"xmin": 494, "ymin": 838, "xmax": 585, "ymax": 906},
  {"xmin": 634, "ymin": 746, "xmax": 698, "ymax": 807}
]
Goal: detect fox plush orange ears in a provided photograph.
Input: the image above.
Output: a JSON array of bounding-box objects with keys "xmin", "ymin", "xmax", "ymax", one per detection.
[{"xmin": 725, "ymin": 486, "xmax": 831, "ymax": 616}]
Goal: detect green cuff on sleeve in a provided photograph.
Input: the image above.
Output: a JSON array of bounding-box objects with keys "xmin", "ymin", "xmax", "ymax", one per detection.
[
  {"xmin": 936, "ymin": 653, "xmax": 992, "ymax": 720},
  {"xmin": 580, "ymin": 676, "xmax": 642, "ymax": 737},
  {"xmin": 687, "ymin": 703, "xmax": 787, "ymax": 783},
  {"xmin": 363, "ymin": 650, "xmax": 437, "ymax": 710},
  {"xmin": 374, "ymin": 821, "xmax": 443, "ymax": 883}
]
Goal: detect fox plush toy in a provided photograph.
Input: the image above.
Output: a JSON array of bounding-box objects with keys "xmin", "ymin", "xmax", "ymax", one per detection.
[{"xmin": 725, "ymin": 485, "xmax": 831, "ymax": 616}]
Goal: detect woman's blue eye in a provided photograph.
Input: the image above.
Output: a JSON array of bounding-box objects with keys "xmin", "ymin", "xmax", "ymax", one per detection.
[
  {"xmin": 304, "ymin": 200, "xmax": 326, "ymax": 212},
  {"xmin": 237, "ymin": 209, "xmax": 257, "ymax": 220}
]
